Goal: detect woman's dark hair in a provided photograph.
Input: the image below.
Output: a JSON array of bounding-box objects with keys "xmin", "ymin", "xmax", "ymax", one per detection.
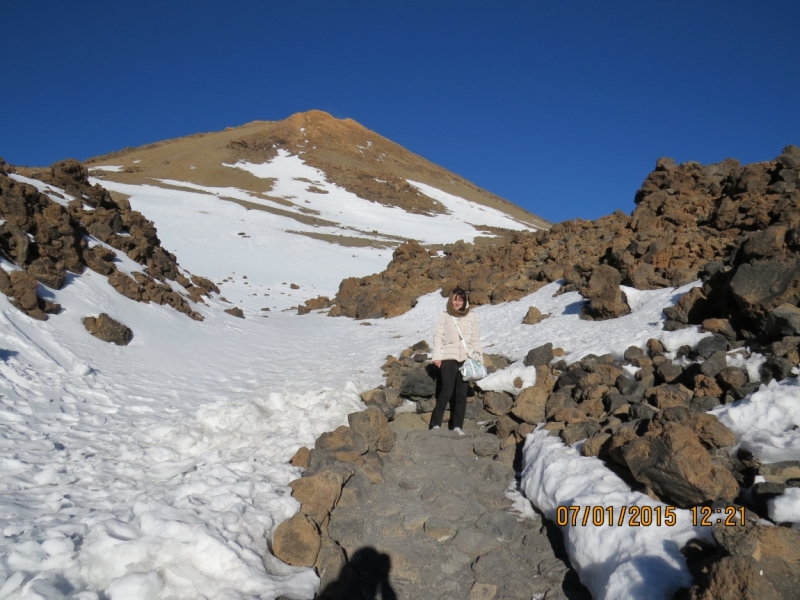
[{"xmin": 452, "ymin": 288, "xmax": 468, "ymax": 303}]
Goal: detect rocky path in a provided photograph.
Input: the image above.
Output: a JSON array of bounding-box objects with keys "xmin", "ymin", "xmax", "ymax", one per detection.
[{"xmin": 317, "ymin": 414, "xmax": 591, "ymax": 600}]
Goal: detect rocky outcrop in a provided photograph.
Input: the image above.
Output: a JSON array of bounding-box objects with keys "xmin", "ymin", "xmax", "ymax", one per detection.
[
  {"xmin": 677, "ymin": 522, "xmax": 800, "ymax": 600},
  {"xmin": 0, "ymin": 268, "xmax": 60, "ymax": 319},
  {"xmin": 326, "ymin": 147, "xmax": 800, "ymax": 323},
  {"xmin": 271, "ymin": 407, "xmax": 398, "ymax": 584},
  {"xmin": 0, "ymin": 158, "xmax": 218, "ymax": 320}
]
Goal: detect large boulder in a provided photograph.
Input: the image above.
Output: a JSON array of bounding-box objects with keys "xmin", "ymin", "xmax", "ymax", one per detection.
[
  {"xmin": 579, "ymin": 265, "xmax": 631, "ymax": 320},
  {"xmin": 511, "ymin": 386, "xmax": 547, "ymax": 424},
  {"xmin": 272, "ymin": 513, "xmax": 321, "ymax": 567},
  {"xmin": 729, "ymin": 256, "xmax": 800, "ymax": 322},
  {"xmin": 651, "ymin": 407, "xmax": 736, "ymax": 449},
  {"xmin": 768, "ymin": 303, "xmax": 800, "ymax": 337},
  {"xmin": 83, "ymin": 313, "xmax": 132, "ymax": 345},
  {"xmin": 394, "ymin": 364, "xmax": 436, "ymax": 398},
  {"xmin": 623, "ymin": 423, "xmax": 739, "ymax": 506}
]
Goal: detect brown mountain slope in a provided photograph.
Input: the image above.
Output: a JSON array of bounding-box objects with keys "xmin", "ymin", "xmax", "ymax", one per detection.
[{"xmin": 85, "ymin": 110, "xmax": 549, "ymax": 229}]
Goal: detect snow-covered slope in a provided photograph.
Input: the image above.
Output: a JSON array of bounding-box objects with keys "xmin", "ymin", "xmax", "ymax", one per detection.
[{"xmin": 1, "ymin": 164, "xmax": 797, "ymax": 600}]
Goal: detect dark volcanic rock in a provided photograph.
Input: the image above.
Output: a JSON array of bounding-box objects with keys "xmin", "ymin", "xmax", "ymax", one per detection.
[
  {"xmin": 769, "ymin": 303, "xmax": 800, "ymax": 336},
  {"xmin": 523, "ymin": 343, "xmax": 554, "ymax": 367},
  {"xmin": 396, "ymin": 365, "xmax": 436, "ymax": 397},
  {"xmin": 696, "ymin": 335, "xmax": 728, "ymax": 359}
]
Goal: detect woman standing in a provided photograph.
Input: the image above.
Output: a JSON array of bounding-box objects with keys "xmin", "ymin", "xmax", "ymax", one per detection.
[{"xmin": 431, "ymin": 288, "xmax": 482, "ymax": 434}]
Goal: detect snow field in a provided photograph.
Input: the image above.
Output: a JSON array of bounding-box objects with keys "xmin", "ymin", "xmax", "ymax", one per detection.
[
  {"xmin": 224, "ymin": 149, "xmax": 534, "ymax": 243},
  {"xmin": 711, "ymin": 377, "xmax": 800, "ymax": 464},
  {"xmin": 3, "ymin": 157, "xmax": 798, "ymax": 597},
  {"xmin": 0, "ymin": 239, "xmax": 719, "ymax": 600}
]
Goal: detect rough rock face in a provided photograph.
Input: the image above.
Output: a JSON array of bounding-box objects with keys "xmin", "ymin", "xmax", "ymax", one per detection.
[
  {"xmin": 0, "ymin": 269, "xmax": 59, "ymax": 319},
  {"xmin": 579, "ymin": 265, "xmax": 631, "ymax": 320},
  {"xmin": 0, "ymin": 158, "xmax": 218, "ymax": 320},
  {"xmin": 272, "ymin": 513, "xmax": 321, "ymax": 567},
  {"xmin": 677, "ymin": 522, "xmax": 800, "ymax": 600},
  {"xmin": 82, "ymin": 313, "xmax": 133, "ymax": 346},
  {"xmin": 326, "ymin": 147, "xmax": 800, "ymax": 323},
  {"xmin": 622, "ymin": 423, "xmax": 739, "ymax": 506}
]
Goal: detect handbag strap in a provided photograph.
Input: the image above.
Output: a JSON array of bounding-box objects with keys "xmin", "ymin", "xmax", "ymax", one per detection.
[{"xmin": 451, "ymin": 317, "xmax": 472, "ymax": 356}]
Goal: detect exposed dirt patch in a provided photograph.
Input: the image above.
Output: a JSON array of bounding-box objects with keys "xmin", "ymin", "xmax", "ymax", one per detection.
[{"xmin": 285, "ymin": 230, "xmax": 398, "ymax": 249}]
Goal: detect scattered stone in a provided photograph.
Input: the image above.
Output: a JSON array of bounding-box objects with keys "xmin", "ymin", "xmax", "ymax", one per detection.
[
  {"xmin": 224, "ymin": 306, "xmax": 244, "ymax": 318},
  {"xmin": 716, "ymin": 367, "xmax": 748, "ymax": 391},
  {"xmin": 523, "ymin": 343, "xmax": 554, "ymax": 367},
  {"xmin": 701, "ymin": 318, "xmax": 737, "ymax": 342},
  {"xmin": 761, "ymin": 356, "xmax": 796, "ymax": 381},
  {"xmin": 624, "ymin": 346, "xmax": 645, "ymax": 362},
  {"xmin": 647, "ymin": 338, "xmax": 665, "ymax": 357},
  {"xmin": 82, "ymin": 313, "xmax": 132, "ymax": 345},
  {"xmin": 522, "ymin": 306, "xmax": 549, "ymax": 325},
  {"xmin": 700, "ymin": 351, "xmax": 728, "ymax": 378},
  {"xmin": 769, "ymin": 303, "xmax": 800, "ymax": 336},
  {"xmin": 656, "ymin": 361, "xmax": 683, "ymax": 384},
  {"xmin": 423, "ymin": 518, "xmax": 457, "ymax": 542},
  {"xmin": 696, "ymin": 334, "xmax": 728, "ymax": 359},
  {"xmin": 649, "ymin": 384, "xmax": 693, "ymax": 409},
  {"xmin": 315, "ymin": 426, "xmax": 368, "ymax": 455},
  {"xmin": 561, "ymin": 420, "xmax": 601, "ymax": 445},
  {"xmin": 759, "ymin": 461, "xmax": 800, "ymax": 484},
  {"xmin": 582, "ymin": 432, "xmax": 612, "ymax": 458}
]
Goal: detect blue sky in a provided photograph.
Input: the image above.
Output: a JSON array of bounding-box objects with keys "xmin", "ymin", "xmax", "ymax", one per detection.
[{"xmin": 2, "ymin": 1, "xmax": 799, "ymax": 223}]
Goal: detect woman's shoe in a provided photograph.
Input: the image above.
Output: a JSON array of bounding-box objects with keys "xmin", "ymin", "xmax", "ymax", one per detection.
[{"xmin": 454, "ymin": 427, "xmax": 465, "ymax": 436}]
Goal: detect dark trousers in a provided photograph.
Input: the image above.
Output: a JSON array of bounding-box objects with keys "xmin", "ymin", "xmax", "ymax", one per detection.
[{"xmin": 430, "ymin": 360, "xmax": 468, "ymax": 430}]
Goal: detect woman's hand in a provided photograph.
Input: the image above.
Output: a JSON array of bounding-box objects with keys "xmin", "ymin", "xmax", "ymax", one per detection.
[{"xmin": 433, "ymin": 360, "xmax": 442, "ymax": 368}]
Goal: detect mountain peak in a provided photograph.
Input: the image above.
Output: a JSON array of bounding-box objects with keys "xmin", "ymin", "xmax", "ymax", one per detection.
[{"xmin": 86, "ymin": 112, "xmax": 550, "ymax": 236}]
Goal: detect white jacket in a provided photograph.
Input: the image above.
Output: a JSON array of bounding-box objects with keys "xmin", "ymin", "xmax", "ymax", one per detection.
[{"xmin": 432, "ymin": 311, "xmax": 482, "ymax": 362}]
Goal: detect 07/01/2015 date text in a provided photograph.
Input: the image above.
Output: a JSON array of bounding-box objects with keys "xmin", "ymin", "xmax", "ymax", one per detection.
[{"xmin": 555, "ymin": 505, "xmax": 746, "ymax": 527}]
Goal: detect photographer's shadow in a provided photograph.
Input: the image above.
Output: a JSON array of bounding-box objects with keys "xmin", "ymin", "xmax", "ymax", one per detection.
[{"xmin": 317, "ymin": 547, "xmax": 397, "ymax": 600}]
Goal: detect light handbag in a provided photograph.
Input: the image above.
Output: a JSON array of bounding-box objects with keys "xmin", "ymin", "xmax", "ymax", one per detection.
[{"xmin": 452, "ymin": 317, "xmax": 487, "ymax": 382}]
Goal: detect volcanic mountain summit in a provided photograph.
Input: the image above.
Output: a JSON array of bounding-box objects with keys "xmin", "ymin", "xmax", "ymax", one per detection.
[{"xmin": 85, "ymin": 110, "xmax": 549, "ymax": 250}]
